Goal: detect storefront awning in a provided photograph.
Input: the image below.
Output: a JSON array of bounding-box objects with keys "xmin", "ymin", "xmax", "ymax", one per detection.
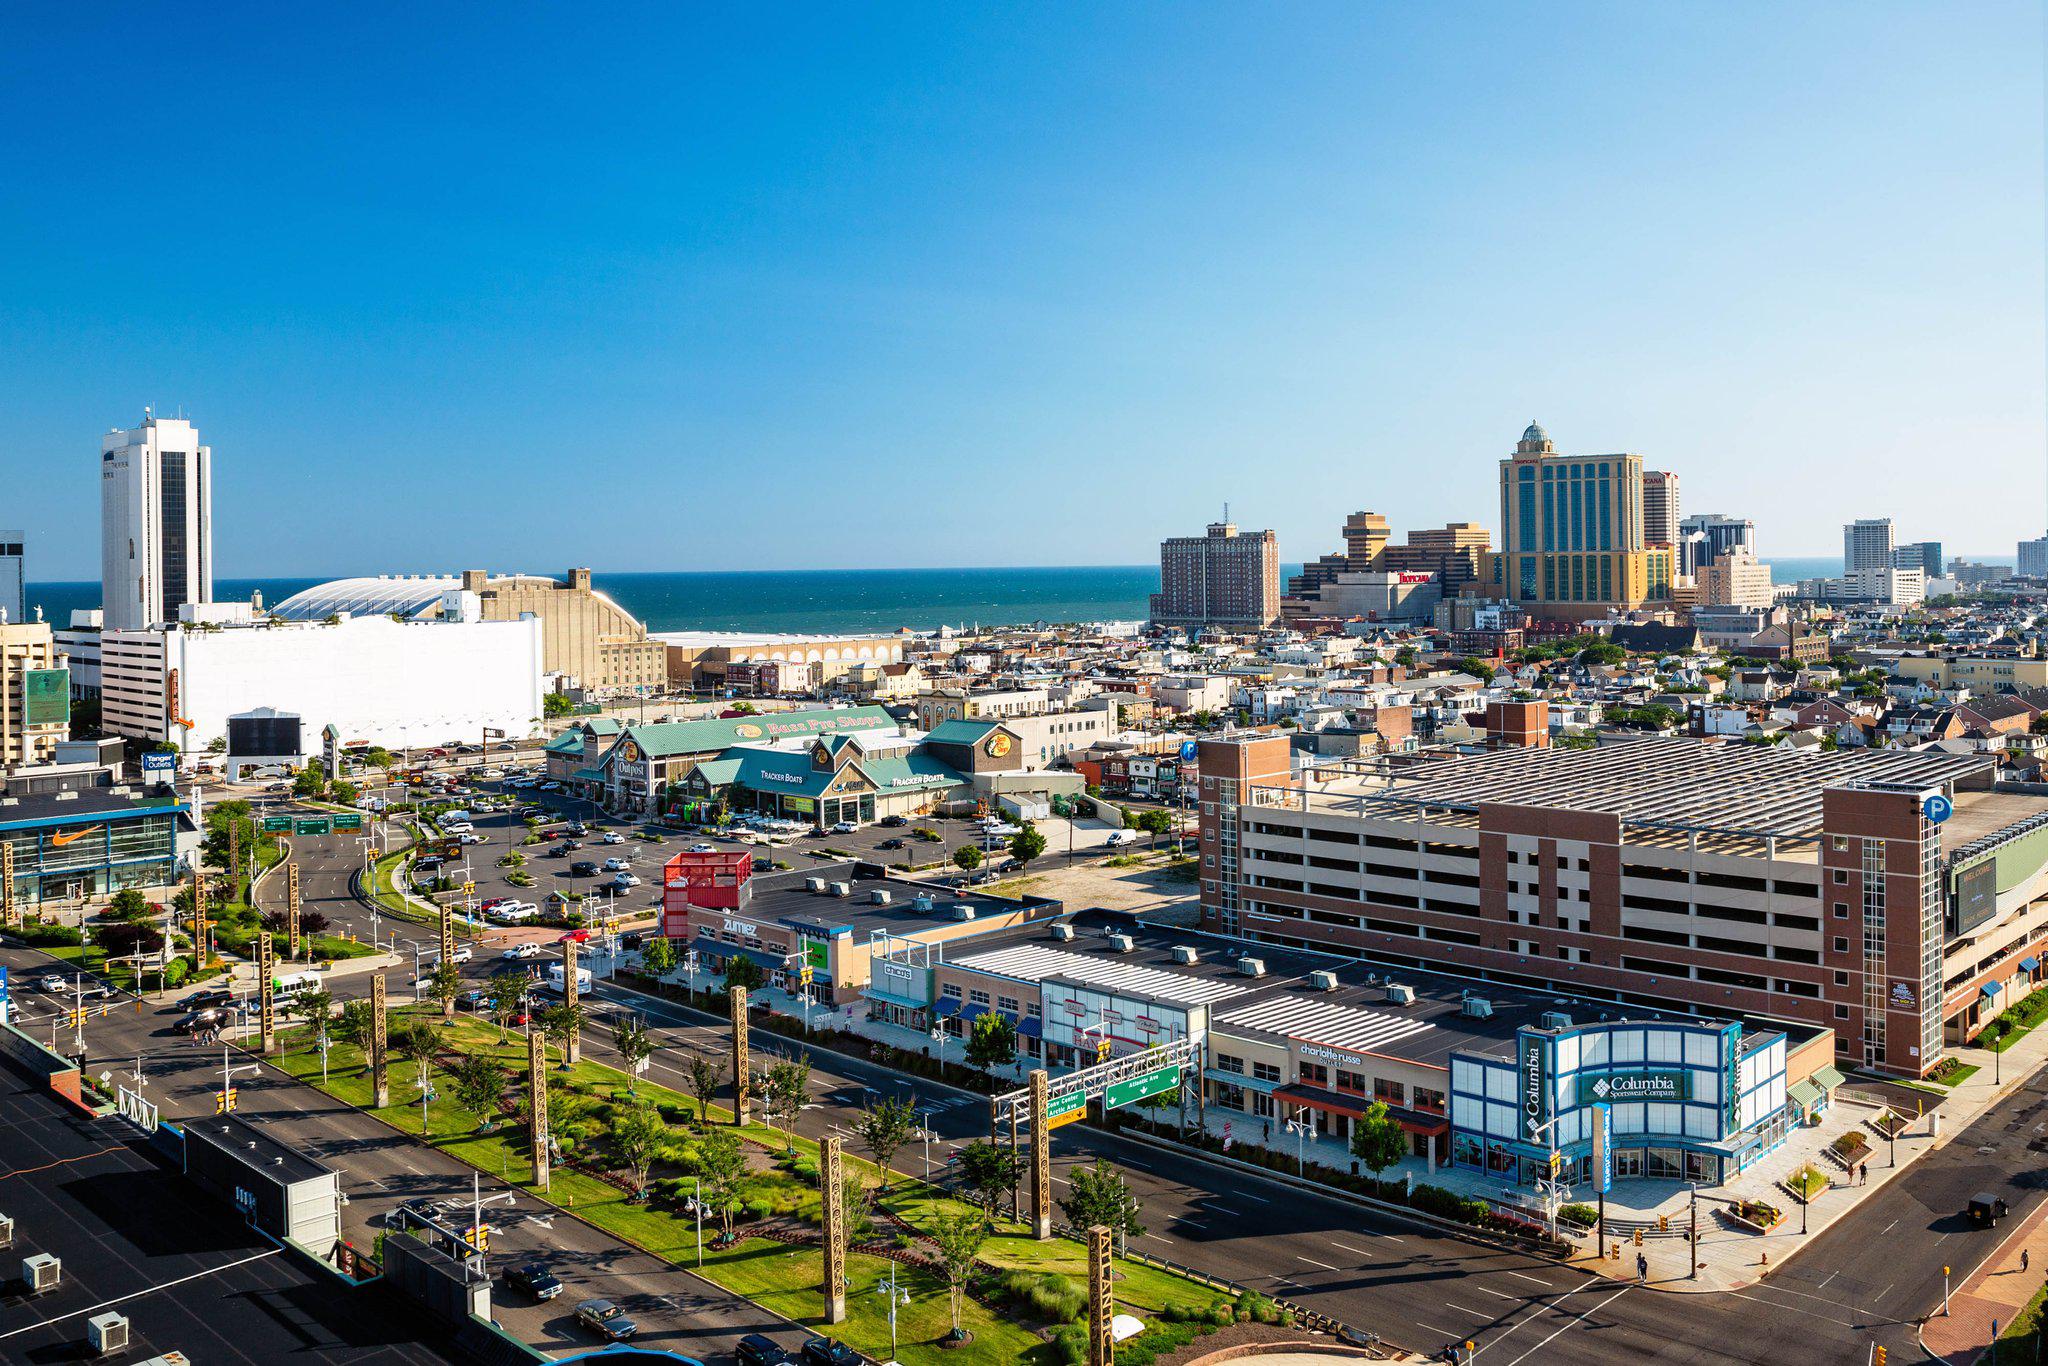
[
  {"xmin": 1204, "ymin": 1068, "xmax": 1283, "ymax": 1094},
  {"xmin": 933, "ymin": 997, "xmax": 963, "ymax": 1017},
  {"xmin": 1018, "ymin": 1016, "xmax": 1042, "ymax": 1039},
  {"xmin": 865, "ymin": 987, "xmax": 928, "ymax": 1012},
  {"xmin": 2023, "ymin": 958, "xmax": 2041, "ymax": 973},
  {"xmin": 1811, "ymin": 1064, "xmax": 1845, "ymax": 1092},
  {"xmin": 722, "ymin": 944, "xmax": 798, "ymax": 972},
  {"xmin": 1786, "ymin": 1079, "xmax": 1822, "ymax": 1111},
  {"xmin": 958, "ymin": 1002, "xmax": 990, "ymax": 1023},
  {"xmin": 1982, "ymin": 983, "xmax": 2002, "ymax": 1001},
  {"xmin": 1273, "ymin": 1083, "xmax": 1448, "ymax": 1136}
]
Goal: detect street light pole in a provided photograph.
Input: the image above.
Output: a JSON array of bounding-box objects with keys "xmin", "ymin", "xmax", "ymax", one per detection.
[{"xmin": 1689, "ymin": 1184, "xmax": 1699, "ymax": 1280}]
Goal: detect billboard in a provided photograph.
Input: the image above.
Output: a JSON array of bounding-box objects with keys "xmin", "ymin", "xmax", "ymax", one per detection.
[
  {"xmin": 23, "ymin": 668, "xmax": 68, "ymax": 726},
  {"xmin": 1953, "ymin": 859, "xmax": 1998, "ymax": 938},
  {"xmin": 141, "ymin": 752, "xmax": 177, "ymax": 783},
  {"xmin": 228, "ymin": 711, "xmax": 303, "ymax": 760}
]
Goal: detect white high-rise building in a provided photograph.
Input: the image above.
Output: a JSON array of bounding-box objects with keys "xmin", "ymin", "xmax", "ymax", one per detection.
[
  {"xmin": 1642, "ymin": 470, "xmax": 1680, "ymax": 546},
  {"xmin": 100, "ymin": 413, "xmax": 212, "ymax": 631},
  {"xmin": 1842, "ymin": 517, "xmax": 1895, "ymax": 575}
]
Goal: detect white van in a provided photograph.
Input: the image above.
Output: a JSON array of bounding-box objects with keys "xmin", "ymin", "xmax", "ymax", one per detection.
[
  {"xmin": 1104, "ymin": 830, "xmax": 1139, "ymax": 847},
  {"xmin": 546, "ymin": 963, "xmax": 594, "ymax": 994},
  {"xmin": 273, "ymin": 970, "xmax": 323, "ymax": 1000}
]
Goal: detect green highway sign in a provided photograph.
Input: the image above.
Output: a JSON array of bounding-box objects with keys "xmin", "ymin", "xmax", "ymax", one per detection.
[
  {"xmin": 333, "ymin": 812, "xmax": 363, "ymax": 831},
  {"xmin": 294, "ymin": 818, "xmax": 331, "ymax": 836},
  {"xmin": 261, "ymin": 816, "xmax": 294, "ymax": 832},
  {"xmin": 1104, "ymin": 1064, "xmax": 1181, "ymax": 1111},
  {"xmin": 1047, "ymin": 1089, "xmax": 1087, "ymax": 1118}
]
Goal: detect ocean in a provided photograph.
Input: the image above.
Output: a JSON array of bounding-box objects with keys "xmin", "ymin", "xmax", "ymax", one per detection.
[{"xmin": 23, "ymin": 554, "xmax": 2004, "ymax": 637}]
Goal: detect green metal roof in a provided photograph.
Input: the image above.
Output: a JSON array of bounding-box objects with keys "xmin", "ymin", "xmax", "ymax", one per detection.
[
  {"xmin": 609, "ymin": 706, "xmax": 898, "ymax": 760},
  {"xmin": 924, "ymin": 719, "xmax": 1000, "ymax": 746},
  {"xmin": 860, "ymin": 753, "xmax": 965, "ymax": 792}
]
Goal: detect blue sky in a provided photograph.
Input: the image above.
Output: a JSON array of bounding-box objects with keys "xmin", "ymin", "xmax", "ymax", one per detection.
[{"xmin": 2, "ymin": 3, "xmax": 2041, "ymax": 578}]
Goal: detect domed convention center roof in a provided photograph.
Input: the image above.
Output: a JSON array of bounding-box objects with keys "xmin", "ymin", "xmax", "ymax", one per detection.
[{"xmin": 271, "ymin": 574, "xmax": 466, "ymax": 620}]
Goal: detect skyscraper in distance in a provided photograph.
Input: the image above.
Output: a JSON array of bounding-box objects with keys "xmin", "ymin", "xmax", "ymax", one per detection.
[
  {"xmin": 0, "ymin": 530, "xmax": 22, "ymax": 625},
  {"xmin": 1641, "ymin": 470, "xmax": 1680, "ymax": 547},
  {"xmin": 1842, "ymin": 518, "xmax": 1895, "ymax": 575},
  {"xmin": 100, "ymin": 412, "xmax": 213, "ymax": 630},
  {"xmin": 1150, "ymin": 520, "xmax": 1280, "ymax": 630}
]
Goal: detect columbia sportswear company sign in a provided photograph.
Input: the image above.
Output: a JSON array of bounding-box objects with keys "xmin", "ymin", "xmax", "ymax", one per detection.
[
  {"xmin": 1576, "ymin": 1070, "xmax": 1690, "ymax": 1104},
  {"xmin": 1519, "ymin": 1032, "xmax": 1548, "ymax": 1140}
]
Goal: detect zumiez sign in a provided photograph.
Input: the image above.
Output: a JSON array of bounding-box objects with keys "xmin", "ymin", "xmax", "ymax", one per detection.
[{"xmin": 1576, "ymin": 1070, "xmax": 1689, "ymax": 1104}]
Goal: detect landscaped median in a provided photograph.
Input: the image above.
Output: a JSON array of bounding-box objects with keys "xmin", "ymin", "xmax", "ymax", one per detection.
[{"xmin": 264, "ymin": 1010, "xmax": 1266, "ymax": 1365}]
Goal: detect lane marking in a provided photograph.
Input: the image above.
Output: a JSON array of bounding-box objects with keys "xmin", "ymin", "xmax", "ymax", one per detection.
[
  {"xmin": 1297, "ymin": 1256, "xmax": 1342, "ymax": 1271},
  {"xmin": 1445, "ymin": 1303, "xmax": 1491, "ymax": 1318},
  {"xmin": 1725, "ymin": 1290, "xmax": 1861, "ymax": 1330},
  {"xmin": 1474, "ymin": 1286, "xmax": 1519, "ymax": 1301},
  {"xmin": 0, "ymin": 1249, "xmax": 286, "ymax": 1342},
  {"xmin": 1505, "ymin": 1272, "xmax": 1550, "ymax": 1286},
  {"xmin": 1330, "ymin": 1241, "xmax": 1371, "ymax": 1257},
  {"xmin": 1499, "ymin": 1285, "xmax": 1631, "ymax": 1366}
]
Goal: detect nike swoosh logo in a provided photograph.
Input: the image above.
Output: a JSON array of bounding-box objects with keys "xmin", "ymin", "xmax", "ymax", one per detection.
[{"xmin": 50, "ymin": 829, "xmax": 92, "ymax": 847}]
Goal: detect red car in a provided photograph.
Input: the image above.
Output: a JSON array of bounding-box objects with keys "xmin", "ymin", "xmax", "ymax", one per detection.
[{"xmin": 559, "ymin": 929, "xmax": 593, "ymax": 943}]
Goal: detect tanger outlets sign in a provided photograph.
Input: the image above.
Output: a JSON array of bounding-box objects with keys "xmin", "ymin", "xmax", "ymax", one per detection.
[
  {"xmin": 1576, "ymin": 1070, "xmax": 1690, "ymax": 1104},
  {"xmin": 1520, "ymin": 1032, "xmax": 1548, "ymax": 1140}
]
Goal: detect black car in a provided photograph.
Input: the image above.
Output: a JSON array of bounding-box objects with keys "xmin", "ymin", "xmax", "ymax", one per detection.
[
  {"xmin": 878, "ymin": 814, "xmax": 907, "ymax": 828},
  {"xmin": 505, "ymin": 1262, "xmax": 563, "ymax": 1300},
  {"xmin": 175, "ymin": 987, "xmax": 233, "ymax": 1011},
  {"xmin": 570, "ymin": 860, "xmax": 599, "ymax": 876},
  {"xmin": 545, "ymin": 844, "xmax": 571, "ymax": 858},
  {"xmin": 736, "ymin": 1333, "xmax": 797, "ymax": 1365},
  {"xmin": 799, "ymin": 1338, "xmax": 861, "ymax": 1366},
  {"xmin": 574, "ymin": 1298, "xmax": 637, "ymax": 1341},
  {"xmin": 752, "ymin": 856, "xmax": 773, "ymax": 872},
  {"xmin": 877, "ymin": 837, "xmax": 906, "ymax": 851},
  {"xmin": 619, "ymin": 932, "xmax": 644, "ymax": 951},
  {"xmin": 174, "ymin": 1007, "xmax": 228, "ymax": 1034}
]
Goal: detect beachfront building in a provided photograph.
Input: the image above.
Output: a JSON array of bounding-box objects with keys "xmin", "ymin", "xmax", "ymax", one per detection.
[{"xmin": 655, "ymin": 631, "xmax": 910, "ymax": 692}]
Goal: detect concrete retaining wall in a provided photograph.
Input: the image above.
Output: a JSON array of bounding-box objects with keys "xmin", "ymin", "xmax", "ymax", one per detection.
[{"xmin": 0, "ymin": 1019, "xmax": 86, "ymax": 1109}]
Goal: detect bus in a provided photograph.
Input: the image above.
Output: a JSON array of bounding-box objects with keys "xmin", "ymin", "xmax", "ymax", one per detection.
[{"xmin": 273, "ymin": 970, "xmax": 323, "ymax": 1000}]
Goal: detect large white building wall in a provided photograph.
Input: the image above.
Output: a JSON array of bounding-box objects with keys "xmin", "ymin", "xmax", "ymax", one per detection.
[{"xmin": 106, "ymin": 615, "xmax": 543, "ymax": 759}]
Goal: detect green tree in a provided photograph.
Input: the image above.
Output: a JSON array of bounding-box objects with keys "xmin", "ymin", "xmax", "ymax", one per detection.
[
  {"xmin": 331, "ymin": 779, "xmax": 359, "ymax": 804},
  {"xmin": 830, "ymin": 1170, "xmax": 875, "ymax": 1277},
  {"xmin": 290, "ymin": 988, "xmax": 333, "ymax": 1035},
  {"xmin": 1131, "ymin": 807, "xmax": 1174, "ymax": 851},
  {"xmin": 294, "ymin": 760, "xmax": 329, "ymax": 799},
  {"xmin": 952, "ymin": 844, "xmax": 984, "ymax": 873},
  {"xmin": 964, "ymin": 1009, "xmax": 1018, "ymax": 1073},
  {"xmin": 687, "ymin": 1052, "xmax": 727, "ymax": 1125},
  {"xmin": 486, "ymin": 971, "xmax": 530, "ymax": 1040},
  {"xmin": 426, "ymin": 960, "xmax": 464, "ymax": 1020},
  {"xmin": 762, "ymin": 1053, "xmax": 812, "ymax": 1151},
  {"xmin": 611, "ymin": 1012, "xmax": 657, "ymax": 1095},
  {"xmin": 107, "ymin": 888, "xmax": 152, "ymax": 921},
  {"xmin": 1458, "ymin": 656, "xmax": 1497, "ymax": 683},
  {"xmin": 608, "ymin": 1099, "xmax": 667, "ymax": 1197},
  {"xmin": 1007, "ymin": 821, "xmax": 1048, "ymax": 869},
  {"xmin": 852, "ymin": 1094, "xmax": 918, "ymax": 1190},
  {"xmin": 537, "ymin": 1001, "xmax": 584, "ymax": 1061},
  {"xmin": 958, "ymin": 1139, "xmax": 1017, "ymax": 1222},
  {"xmin": 721, "ymin": 953, "xmax": 765, "ymax": 995},
  {"xmin": 542, "ymin": 692, "xmax": 574, "ymax": 718},
  {"xmin": 695, "ymin": 1128, "xmax": 747, "ymax": 1237},
  {"xmin": 640, "ymin": 935, "xmax": 678, "ymax": 975},
  {"xmin": 392, "ymin": 1022, "xmax": 440, "ymax": 1109},
  {"xmin": 1348, "ymin": 1100, "xmax": 1407, "ymax": 1176},
  {"xmin": 1056, "ymin": 1158, "xmax": 1144, "ymax": 1243},
  {"xmin": 1393, "ymin": 646, "xmax": 1418, "ymax": 667},
  {"xmin": 929, "ymin": 1210, "xmax": 989, "ymax": 1337},
  {"xmin": 331, "ymin": 998, "xmax": 377, "ymax": 1054},
  {"xmin": 449, "ymin": 1053, "xmax": 508, "ymax": 1131}
]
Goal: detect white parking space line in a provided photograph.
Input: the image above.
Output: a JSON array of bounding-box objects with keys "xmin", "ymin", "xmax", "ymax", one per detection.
[
  {"xmin": 1505, "ymin": 1272, "xmax": 1550, "ymax": 1286},
  {"xmin": 1297, "ymin": 1255, "xmax": 1342, "ymax": 1271},
  {"xmin": 1474, "ymin": 1286, "xmax": 1519, "ymax": 1301}
]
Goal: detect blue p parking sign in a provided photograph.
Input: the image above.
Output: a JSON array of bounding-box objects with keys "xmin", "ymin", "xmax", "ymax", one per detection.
[{"xmin": 1922, "ymin": 793, "xmax": 1953, "ymax": 825}]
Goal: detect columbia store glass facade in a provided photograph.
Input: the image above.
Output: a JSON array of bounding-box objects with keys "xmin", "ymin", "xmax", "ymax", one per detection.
[{"xmin": 1448, "ymin": 1018, "xmax": 1788, "ymax": 1190}]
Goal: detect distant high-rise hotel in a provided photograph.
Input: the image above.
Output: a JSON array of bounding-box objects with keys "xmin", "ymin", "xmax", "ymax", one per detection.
[
  {"xmin": 100, "ymin": 413, "xmax": 212, "ymax": 631},
  {"xmin": 1150, "ymin": 521, "xmax": 1280, "ymax": 630},
  {"xmin": 1641, "ymin": 469, "xmax": 1680, "ymax": 547},
  {"xmin": 1842, "ymin": 518, "xmax": 1895, "ymax": 575},
  {"xmin": 0, "ymin": 530, "xmax": 22, "ymax": 625},
  {"xmin": 1282, "ymin": 511, "xmax": 1489, "ymax": 620},
  {"xmin": 2020, "ymin": 537, "xmax": 2048, "ymax": 579},
  {"xmin": 1481, "ymin": 423, "xmax": 1673, "ymax": 622}
]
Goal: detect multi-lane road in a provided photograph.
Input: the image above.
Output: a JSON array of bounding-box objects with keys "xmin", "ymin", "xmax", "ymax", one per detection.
[{"xmin": 13, "ymin": 785, "xmax": 2048, "ymax": 1364}]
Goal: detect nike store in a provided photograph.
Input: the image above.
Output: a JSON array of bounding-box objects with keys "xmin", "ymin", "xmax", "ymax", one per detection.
[{"xmin": 1447, "ymin": 1017, "xmax": 1791, "ymax": 1190}]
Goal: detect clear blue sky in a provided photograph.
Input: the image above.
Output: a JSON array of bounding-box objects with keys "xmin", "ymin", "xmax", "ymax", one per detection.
[{"xmin": 2, "ymin": 2, "xmax": 2041, "ymax": 579}]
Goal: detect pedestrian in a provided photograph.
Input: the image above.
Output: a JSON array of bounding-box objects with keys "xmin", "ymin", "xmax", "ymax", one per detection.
[
  {"xmin": 2024, "ymin": 1249, "xmax": 2031, "ymax": 1274},
  {"xmin": 1636, "ymin": 1252, "xmax": 1647, "ymax": 1284}
]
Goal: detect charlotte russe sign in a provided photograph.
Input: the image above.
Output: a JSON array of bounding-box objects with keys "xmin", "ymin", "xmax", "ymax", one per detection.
[
  {"xmin": 1576, "ymin": 1070, "xmax": 1690, "ymax": 1104},
  {"xmin": 1299, "ymin": 1044, "xmax": 1363, "ymax": 1068}
]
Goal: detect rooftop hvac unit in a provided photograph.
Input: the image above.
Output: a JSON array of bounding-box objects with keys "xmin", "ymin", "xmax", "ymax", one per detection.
[
  {"xmin": 88, "ymin": 1312, "xmax": 130, "ymax": 1354},
  {"xmin": 1307, "ymin": 969, "xmax": 1339, "ymax": 992},
  {"xmin": 23, "ymin": 1252, "xmax": 60, "ymax": 1292},
  {"xmin": 805, "ymin": 877, "xmax": 826, "ymax": 894},
  {"xmin": 912, "ymin": 894, "xmax": 935, "ymax": 911},
  {"xmin": 1170, "ymin": 945, "xmax": 1200, "ymax": 965},
  {"xmin": 0, "ymin": 1213, "xmax": 12, "ymax": 1248},
  {"xmin": 1382, "ymin": 983, "xmax": 1415, "ymax": 1006},
  {"xmin": 1106, "ymin": 933, "xmax": 1135, "ymax": 953},
  {"xmin": 952, "ymin": 905, "xmax": 977, "ymax": 922},
  {"xmin": 1236, "ymin": 956, "xmax": 1267, "ymax": 978},
  {"xmin": 1050, "ymin": 923, "xmax": 1076, "ymax": 941},
  {"xmin": 829, "ymin": 881, "xmax": 851, "ymax": 897},
  {"xmin": 1461, "ymin": 997, "xmax": 1494, "ymax": 1019},
  {"xmin": 1539, "ymin": 1011, "xmax": 1573, "ymax": 1030},
  {"xmin": 870, "ymin": 889, "xmax": 891, "ymax": 905}
]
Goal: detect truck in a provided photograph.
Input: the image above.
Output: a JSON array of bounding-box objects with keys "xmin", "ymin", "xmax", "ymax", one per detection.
[{"xmin": 546, "ymin": 963, "xmax": 594, "ymax": 994}]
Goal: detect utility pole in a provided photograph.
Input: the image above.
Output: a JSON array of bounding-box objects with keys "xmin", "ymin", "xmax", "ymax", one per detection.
[
  {"xmin": 1689, "ymin": 1185, "xmax": 1699, "ymax": 1280},
  {"xmin": 370, "ymin": 971, "xmax": 390, "ymax": 1108},
  {"xmin": 529, "ymin": 1026, "xmax": 551, "ymax": 1190},
  {"xmin": 731, "ymin": 985, "xmax": 750, "ymax": 1125},
  {"xmin": 821, "ymin": 1136, "xmax": 846, "ymax": 1323}
]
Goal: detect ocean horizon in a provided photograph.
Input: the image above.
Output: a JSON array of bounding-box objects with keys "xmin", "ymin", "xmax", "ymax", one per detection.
[{"xmin": 23, "ymin": 554, "xmax": 2003, "ymax": 638}]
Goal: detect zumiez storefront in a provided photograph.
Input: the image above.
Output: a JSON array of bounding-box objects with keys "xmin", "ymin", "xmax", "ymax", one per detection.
[{"xmin": 1448, "ymin": 1017, "xmax": 1790, "ymax": 1191}]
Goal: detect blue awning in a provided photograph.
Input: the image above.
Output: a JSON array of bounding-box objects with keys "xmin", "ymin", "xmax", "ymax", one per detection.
[
  {"xmin": 958, "ymin": 1001, "xmax": 990, "ymax": 1022},
  {"xmin": 865, "ymin": 987, "xmax": 928, "ymax": 1012},
  {"xmin": 2023, "ymin": 958, "xmax": 2040, "ymax": 973},
  {"xmin": 1982, "ymin": 982, "xmax": 2002, "ymax": 1000},
  {"xmin": 1018, "ymin": 1016, "xmax": 1042, "ymax": 1039},
  {"xmin": 932, "ymin": 997, "xmax": 963, "ymax": 1017}
]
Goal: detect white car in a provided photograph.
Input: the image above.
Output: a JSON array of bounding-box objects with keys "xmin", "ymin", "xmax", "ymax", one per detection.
[
  {"xmin": 602, "ymin": 856, "xmax": 629, "ymax": 871},
  {"xmin": 687, "ymin": 843, "xmax": 716, "ymax": 854},
  {"xmin": 611, "ymin": 872, "xmax": 642, "ymax": 889},
  {"xmin": 538, "ymin": 781, "xmax": 562, "ymax": 792},
  {"xmin": 442, "ymin": 820, "xmax": 474, "ymax": 834},
  {"xmin": 502, "ymin": 942, "xmax": 542, "ymax": 960},
  {"xmin": 829, "ymin": 821, "xmax": 858, "ymax": 834},
  {"xmin": 38, "ymin": 974, "xmax": 67, "ymax": 993},
  {"xmin": 458, "ymin": 832, "xmax": 486, "ymax": 845},
  {"xmin": 601, "ymin": 831, "xmax": 625, "ymax": 845}
]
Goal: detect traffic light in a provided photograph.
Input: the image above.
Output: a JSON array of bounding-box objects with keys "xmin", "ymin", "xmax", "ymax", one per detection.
[
  {"xmin": 216, "ymin": 1087, "xmax": 239, "ymax": 1113},
  {"xmin": 1633, "ymin": 1228, "xmax": 1643, "ymax": 1247},
  {"xmin": 1657, "ymin": 1214, "xmax": 1669, "ymax": 1233},
  {"xmin": 463, "ymin": 1224, "xmax": 489, "ymax": 1252},
  {"xmin": 1872, "ymin": 1347, "xmax": 1886, "ymax": 1366},
  {"xmin": 1095, "ymin": 1038, "xmax": 1112, "ymax": 1062}
]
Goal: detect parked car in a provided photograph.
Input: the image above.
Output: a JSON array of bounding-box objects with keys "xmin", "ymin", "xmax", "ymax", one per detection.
[
  {"xmin": 736, "ymin": 1333, "xmax": 798, "ymax": 1365},
  {"xmin": 799, "ymin": 1337, "xmax": 861, "ymax": 1366},
  {"xmin": 878, "ymin": 815, "xmax": 907, "ymax": 828},
  {"xmin": 877, "ymin": 838, "xmax": 906, "ymax": 851},
  {"xmin": 570, "ymin": 860, "xmax": 599, "ymax": 877},
  {"xmin": 752, "ymin": 856, "xmax": 774, "ymax": 871},
  {"xmin": 566, "ymin": 822, "xmax": 588, "ymax": 835},
  {"xmin": 502, "ymin": 942, "xmax": 542, "ymax": 960},
  {"xmin": 611, "ymin": 872, "xmax": 641, "ymax": 889},
  {"xmin": 573, "ymin": 1299, "xmax": 638, "ymax": 1342},
  {"xmin": 544, "ymin": 844, "xmax": 571, "ymax": 859},
  {"xmin": 687, "ymin": 843, "xmax": 716, "ymax": 854},
  {"xmin": 175, "ymin": 987, "xmax": 234, "ymax": 1011},
  {"xmin": 602, "ymin": 856, "xmax": 629, "ymax": 871},
  {"xmin": 829, "ymin": 821, "xmax": 858, "ymax": 835},
  {"xmin": 505, "ymin": 1262, "xmax": 563, "ymax": 1301},
  {"xmin": 601, "ymin": 831, "xmax": 625, "ymax": 844},
  {"xmin": 458, "ymin": 832, "xmax": 486, "ymax": 845}
]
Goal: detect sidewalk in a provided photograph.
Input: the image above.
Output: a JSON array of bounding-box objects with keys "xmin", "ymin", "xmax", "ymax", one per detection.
[{"xmin": 1922, "ymin": 1198, "xmax": 2048, "ymax": 1364}]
